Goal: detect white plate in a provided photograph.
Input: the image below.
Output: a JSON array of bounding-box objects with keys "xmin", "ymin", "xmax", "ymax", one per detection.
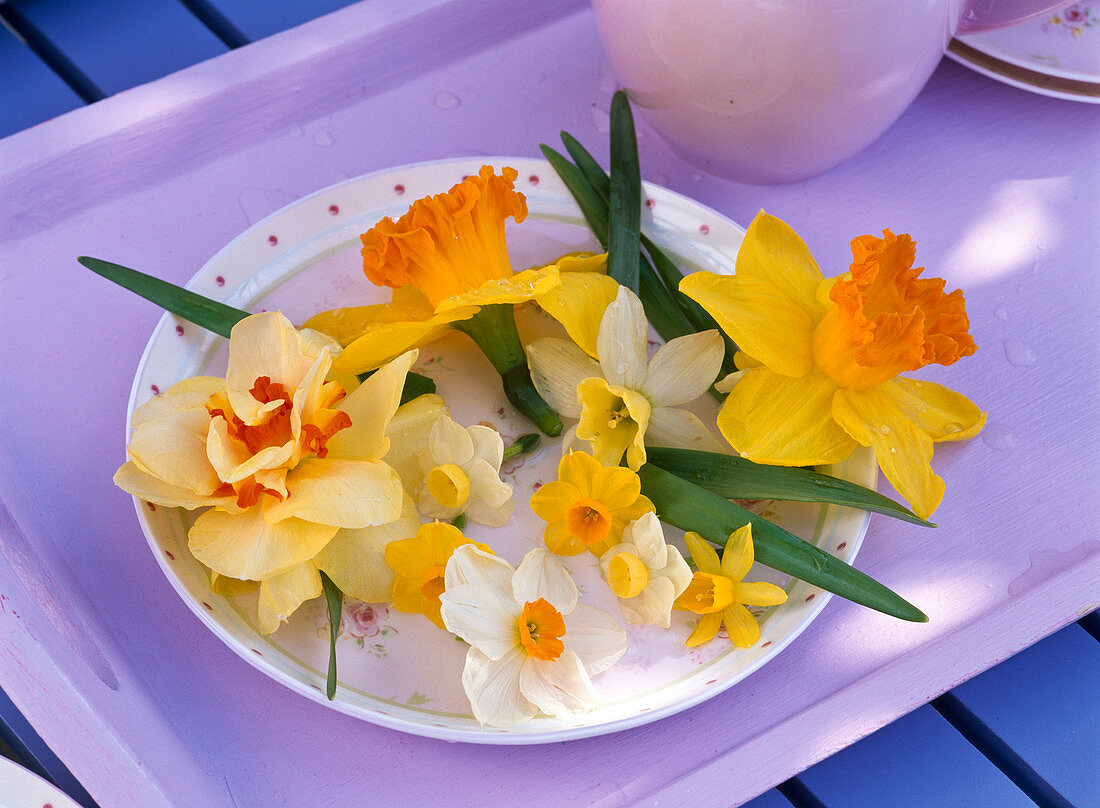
[
  {"xmin": 948, "ymin": 2, "xmax": 1100, "ymax": 102},
  {"xmin": 126, "ymin": 156, "xmax": 874, "ymax": 743},
  {"xmin": 0, "ymin": 756, "xmax": 82, "ymax": 808}
]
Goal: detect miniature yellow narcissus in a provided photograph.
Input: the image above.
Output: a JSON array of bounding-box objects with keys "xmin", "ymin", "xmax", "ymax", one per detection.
[{"xmin": 680, "ymin": 211, "xmax": 985, "ymax": 519}]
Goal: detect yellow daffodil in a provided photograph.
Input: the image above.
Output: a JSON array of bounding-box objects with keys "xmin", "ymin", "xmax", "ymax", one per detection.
[
  {"xmin": 680, "ymin": 211, "xmax": 985, "ymax": 519},
  {"xmin": 529, "ymin": 450, "xmax": 655, "ymax": 557},
  {"xmin": 673, "ymin": 525, "xmax": 788, "ymax": 647},
  {"xmin": 599, "ymin": 512, "xmax": 692, "ymax": 628},
  {"xmin": 527, "ymin": 285, "xmax": 726, "ymax": 470},
  {"xmin": 384, "ymin": 521, "xmax": 492, "ymax": 629},
  {"xmin": 416, "ymin": 415, "xmax": 513, "ymax": 526},
  {"xmin": 439, "ymin": 545, "xmax": 627, "ymax": 727},
  {"xmin": 304, "ymin": 165, "xmax": 558, "ymax": 374},
  {"xmin": 115, "ymin": 312, "xmax": 415, "ymax": 632}
]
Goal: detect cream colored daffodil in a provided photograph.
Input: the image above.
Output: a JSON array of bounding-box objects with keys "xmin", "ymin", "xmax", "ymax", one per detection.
[
  {"xmin": 527, "ymin": 285, "xmax": 725, "ymax": 470},
  {"xmin": 416, "ymin": 416, "xmax": 513, "ymax": 526},
  {"xmin": 599, "ymin": 512, "xmax": 692, "ymax": 628},
  {"xmin": 115, "ymin": 311, "xmax": 415, "ymax": 633},
  {"xmin": 439, "ymin": 545, "xmax": 627, "ymax": 727},
  {"xmin": 673, "ymin": 525, "xmax": 788, "ymax": 647},
  {"xmin": 680, "ymin": 211, "xmax": 986, "ymax": 519}
]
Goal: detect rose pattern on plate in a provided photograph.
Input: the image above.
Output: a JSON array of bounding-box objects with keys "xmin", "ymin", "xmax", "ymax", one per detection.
[
  {"xmin": 316, "ymin": 600, "xmax": 397, "ymax": 657},
  {"xmin": 1043, "ymin": 4, "xmax": 1096, "ymax": 37}
]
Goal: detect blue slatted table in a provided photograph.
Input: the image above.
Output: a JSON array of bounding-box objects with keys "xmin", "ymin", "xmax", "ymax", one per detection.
[{"xmin": 0, "ymin": 2, "xmax": 1096, "ymax": 806}]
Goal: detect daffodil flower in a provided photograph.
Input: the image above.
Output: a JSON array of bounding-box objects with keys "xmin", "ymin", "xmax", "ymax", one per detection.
[
  {"xmin": 416, "ymin": 415, "xmax": 513, "ymax": 526},
  {"xmin": 527, "ymin": 285, "xmax": 726, "ymax": 470},
  {"xmin": 680, "ymin": 211, "xmax": 986, "ymax": 519},
  {"xmin": 673, "ymin": 525, "xmax": 787, "ymax": 647},
  {"xmin": 529, "ymin": 450, "xmax": 655, "ymax": 557},
  {"xmin": 599, "ymin": 512, "xmax": 692, "ymax": 628},
  {"xmin": 114, "ymin": 312, "xmax": 415, "ymax": 632},
  {"xmin": 384, "ymin": 521, "xmax": 492, "ymax": 629},
  {"xmin": 304, "ymin": 165, "xmax": 576, "ymax": 436},
  {"xmin": 439, "ymin": 545, "xmax": 627, "ymax": 727}
]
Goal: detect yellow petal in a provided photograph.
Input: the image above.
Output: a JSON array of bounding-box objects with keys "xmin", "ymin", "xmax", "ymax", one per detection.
[
  {"xmin": 303, "ymin": 284, "xmax": 436, "ymax": 345},
  {"xmin": 683, "ymin": 531, "xmax": 721, "ymax": 574},
  {"xmin": 188, "ymin": 506, "xmax": 337, "ymax": 580},
  {"xmin": 576, "ymin": 379, "xmax": 651, "ymax": 470},
  {"xmin": 534, "ymin": 270, "xmax": 620, "ymax": 359},
  {"xmin": 129, "ymin": 376, "xmax": 223, "ymax": 430},
  {"xmin": 326, "ymin": 350, "xmax": 416, "ymax": 461},
  {"xmin": 733, "ymin": 581, "xmax": 788, "ymax": 607},
  {"xmin": 722, "ymin": 603, "xmax": 761, "ymax": 647},
  {"xmin": 718, "ymin": 367, "xmax": 857, "ymax": 465},
  {"xmin": 127, "ymin": 404, "xmax": 223, "ymax": 496},
  {"xmin": 880, "ymin": 378, "xmax": 987, "ymax": 443},
  {"xmin": 267, "ymin": 457, "xmax": 404, "ymax": 528},
  {"xmin": 435, "ymin": 266, "xmax": 561, "ymax": 312},
  {"xmin": 833, "ymin": 388, "xmax": 945, "ymax": 519},
  {"xmin": 529, "ymin": 479, "xmax": 583, "ymax": 524},
  {"xmin": 720, "ymin": 524, "xmax": 754, "ymax": 582},
  {"xmin": 734, "ymin": 211, "xmax": 827, "ymax": 320},
  {"xmin": 330, "ymin": 311, "xmax": 471, "ymax": 374},
  {"xmin": 256, "ymin": 561, "xmax": 322, "ymax": 635},
  {"xmin": 589, "ymin": 464, "xmax": 644, "ymax": 511},
  {"xmin": 384, "ymin": 393, "xmax": 448, "ymax": 488},
  {"xmin": 114, "ymin": 461, "xmax": 237, "ymax": 511},
  {"xmin": 679, "ymin": 272, "xmax": 815, "ymax": 378},
  {"xmin": 210, "ymin": 572, "xmax": 258, "ymax": 597},
  {"xmin": 685, "ymin": 611, "xmax": 723, "ymax": 647}
]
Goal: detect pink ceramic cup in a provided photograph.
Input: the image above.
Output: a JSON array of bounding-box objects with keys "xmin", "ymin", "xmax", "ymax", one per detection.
[{"xmin": 592, "ymin": 0, "xmax": 1066, "ymax": 184}]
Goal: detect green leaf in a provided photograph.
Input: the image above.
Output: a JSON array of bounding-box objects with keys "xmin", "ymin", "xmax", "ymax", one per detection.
[
  {"xmin": 398, "ymin": 371, "xmax": 436, "ymax": 404},
  {"xmin": 638, "ymin": 464, "xmax": 928, "ymax": 622},
  {"xmin": 539, "ymin": 144, "xmax": 609, "ymax": 245},
  {"xmin": 561, "ymin": 130, "xmax": 610, "ymax": 199},
  {"xmin": 607, "ymin": 91, "xmax": 641, "ymax": 293},
  {"xmin": 320, "ymin": 571, "xmax": 343, "ymax": 700},
  {"xmin": 78, "ymin": 256, "xmax": 248, "ymax": 338},
  {"xmin": 646, "ymin": 447, "xmax": 933, "ymax": 527}
]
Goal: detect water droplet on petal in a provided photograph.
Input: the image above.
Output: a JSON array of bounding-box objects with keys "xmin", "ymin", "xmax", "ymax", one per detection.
[{"xmin": 879, "ymin": 424, "xmax": 892, "ymax": 435}]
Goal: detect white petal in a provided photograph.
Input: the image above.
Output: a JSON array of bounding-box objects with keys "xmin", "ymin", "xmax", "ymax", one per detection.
[
  {"xmin": 468, "ymin": 425, "xmax": 505, "ymax": 468},
  {"xmin": 646, "ymin": 406, "xmax": 726, "ymax": 453},
  {"xmin": 526, "ymin": 338, "xmax": 599, "ymax": 419},
  {"xmin": 511, "ymin": 549, "xmax": 578, "ymax": 615},
  {"xmin": 326, "ymin": 349, "xmax": 416, "ymax": 461},
  {"xmin": 622, "ymin": 512, "xmax": 668, "ymax": 568},
  {"xmin": 562, "ymin": 604, "xmax": 628, "ymax": 675},
  {"xmin": 596, "ymin": 286, "xmax": 648, "ymax": 389},
  {"xmin": 444, "ymin": 544, "xmax": 515, "ymax": 591},
  {"xmin": 519, "ymin": 651, "xmax": 599, "ymax": 719},
  {"xmin": 383, "ymin": 393, "xmax": 447, "ymax": 488},
  {"xmin": 440, "ymin": 583, "xmax": 521, "ymax": 660},
  {"xmin": 644, "ymin": 330, "xmax": 725, "ymax": 406},
  {"xmin": 462, "ymin": 646, "xmax": 536, "ymax": 727},
  {"xmin": 427, "ymin": 415, "xmax": 475, "ymax": 467},
  {"xmin": 618, "ymin": 576, "xmax": 677, "ymax": 628}
]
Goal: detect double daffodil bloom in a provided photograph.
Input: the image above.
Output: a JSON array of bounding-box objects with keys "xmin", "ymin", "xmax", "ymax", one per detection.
[
  {"xmin": 439, "ymin": 545, "xmax": 627, "ymax": 727},
  {"xmin": 673, "ymin": 525, "xmax": 788, "ymax": 647},
  {"xmin": 115, "ymin": 312, "xmax": 415, "ymax": 633},
  {"xmin": 385, "ymin": 521, "xmax": 492, "ymax": 629},
  {"xmin": 599, "ymin": 512, "xmax": 692, "ymax": 628},
  {"xmin": 527, "ymin": 285, "xmax": 726, "ymax": 470},
  {"xmin": 681, "ymin": 211, "xmax": 985, "ymax": 519},
  {"xmin": 530, "ymin": 450, "xmax": 655, "ymax": 557}
]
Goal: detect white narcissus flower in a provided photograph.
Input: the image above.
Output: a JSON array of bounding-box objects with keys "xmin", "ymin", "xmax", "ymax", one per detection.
[
  {"xmin": 114, "ymin": 311, "xmax": 416, "ymax": 633},
  {"xmin": 599, "ymin": 512, "xmax": 692, "ymax": 628},
  {"xmin": 416, "ymin": 416, "xmax": 513, "ymax": 526},
  {"xmin": 527, "ymin": 285, "xmax": 726, "ymax": 470},
  {"xmin": 439, "ymin": 546, "xmax": 627, "ymax": 727}
]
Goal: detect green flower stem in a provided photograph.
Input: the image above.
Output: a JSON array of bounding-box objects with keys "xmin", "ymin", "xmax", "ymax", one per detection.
[
  {"xmin": 502, "ymin": 433, "xmax": 540, "ymax": 461},
  {"xmin": 319, "ymin": 571, "xmax": 343, "ymax": 700},
  {"xmin": 646, "ymin": 447, "xmax": 932, "ymax": 527},
  {"xmin": 453, "ymin": 304, "xmax": 562, "ymax": 437},
  {"xmin": 637, "ymin": 463, "xmax": 928, "ymax": 622}
]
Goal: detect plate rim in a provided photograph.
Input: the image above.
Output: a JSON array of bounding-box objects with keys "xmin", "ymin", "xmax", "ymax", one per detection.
[{"xmin": 124, "ymin": 155, "xmax": 874, "ymax": 743}]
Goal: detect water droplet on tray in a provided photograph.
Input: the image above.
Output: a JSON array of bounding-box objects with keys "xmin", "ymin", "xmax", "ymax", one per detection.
[
  {"xmin": 1003, "ymin": 338, "xmax": 1037, "ymax": 367},
  {"xmin": 434, "ymin": 91, "xmax": 461, "ymax": 110},
  {"xmin": 313, "ymin": 130, "xmax": 336, "ymax": 146},
  {"xmin": 982, "ymin": 423, "xmax": 1016, "ymax": 451},
  {"xmin": 589, "ymin": 105, "xmax": 611, "ymax": 133},
  {"xmin": 994, "ymin": 306, "xmax": 1009, "ymax": 322}
]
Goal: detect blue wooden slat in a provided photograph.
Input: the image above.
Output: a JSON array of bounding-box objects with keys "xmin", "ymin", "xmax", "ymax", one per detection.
[
  {"xmin": 943, "ymin": 621, "xmax": 1099, "ymax": 808},
  {"xmin": 794, "ymin": 704, "xmax": 1035, "ymax": 808},
  {"xmin": 7, "ymin": 0, "xmax": 227, "ymax": 95},
  {"xmin": 0, "ymin": 22, "xmax": 84, "ymax": 138},
  {"xmin": 741, "ymin": 788, "xmax": 796, "ymax": 808},
  {"xmin": 194, "ymin": 0, "xmax": 362, "ymax": 41}
]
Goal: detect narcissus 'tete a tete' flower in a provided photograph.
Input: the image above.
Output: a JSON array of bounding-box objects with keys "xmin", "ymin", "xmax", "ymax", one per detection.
[
  {"xmin": 680, "ymin": 211, "xmax": 985, "ymax": 519},
  {"xmin": 439, "ymin": 545, "xmax": 627, "ymax": 727},
  {"xmin": 114, "ymin": 311, "xmax": 415, "ymax": 633},
  {"xmin": 673, "ymin": 524, "xmax": 788, "ymax": 648}
]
